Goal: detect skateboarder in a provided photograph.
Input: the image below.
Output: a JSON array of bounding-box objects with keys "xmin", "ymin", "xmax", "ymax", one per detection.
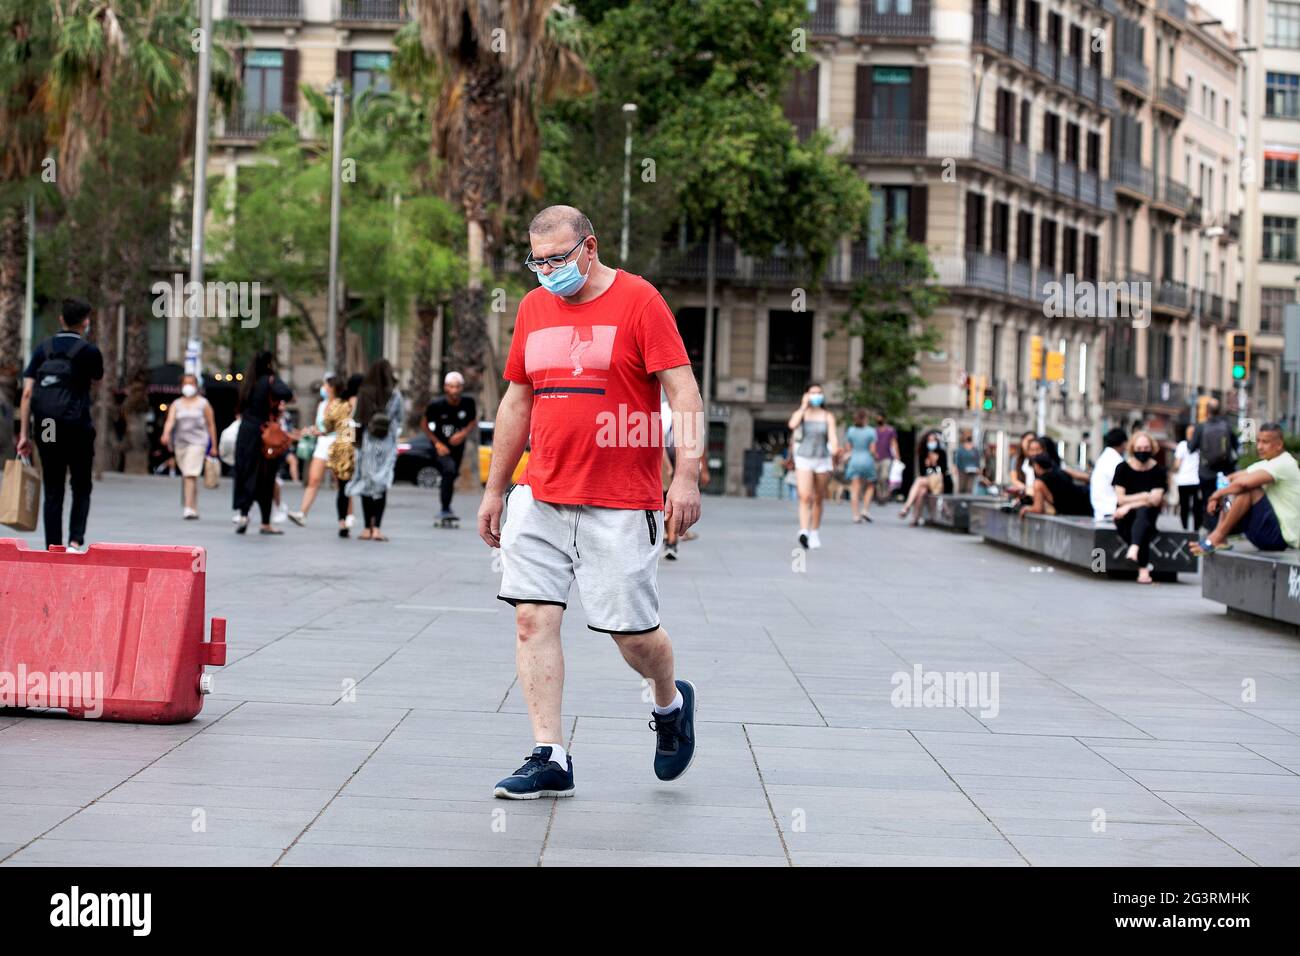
[
  {"xmin": 423, "ymin": 371, "xmax": 477, "ymax": 526},
  {"xmin": 478, "ymin": 204, "xmax": 705, "ymax": 799}
]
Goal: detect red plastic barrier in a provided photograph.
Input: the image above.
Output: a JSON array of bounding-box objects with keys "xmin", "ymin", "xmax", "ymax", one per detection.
[{"xmin": 0, "ymin": 539, "xmax": 226, "ymax": 723}]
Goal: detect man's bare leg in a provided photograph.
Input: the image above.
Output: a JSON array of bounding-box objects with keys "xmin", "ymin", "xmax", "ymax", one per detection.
[
  {"xmin": 1207, "ymin": 488, "xmax": 1262, "ymax": 547},
  {"xmin": 515, "ymin": 603, "xmax": 566, "ymax": 745},
  {"xmin": 612, "ymin": 627, "xmax": 676, "ymax": 707}
]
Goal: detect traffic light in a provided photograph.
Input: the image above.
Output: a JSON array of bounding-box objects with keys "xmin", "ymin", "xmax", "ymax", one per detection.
[
  {"xmin": 981, "ymin": 381, "xmax": 995, "ymax": 412},
  {"xmin": 966, "ymin": 374, "xmax": 984, "ymax": 411},
  {"xmin": 1029, "ymin": 336, "xmax": 1044, "ymax": 381},
  {"xmin": 1229, "ymin": 332, "xmax": 1250, "ymax": 382},
  {"xmin": 1044, "ymin": 350, "xmax": 1065, "ymax": 382}
]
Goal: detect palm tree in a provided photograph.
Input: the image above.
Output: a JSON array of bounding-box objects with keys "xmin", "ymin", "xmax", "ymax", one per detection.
[{"xmin": 413, "ymin": 0, "xmax": 589, "ymax": 414}]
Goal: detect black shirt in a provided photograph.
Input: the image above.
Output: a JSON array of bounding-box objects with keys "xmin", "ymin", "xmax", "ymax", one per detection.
[
  {"xmin": 23, "ymin": 332, "xmax": 104, "ymax": 430},
  {"xmin": 1039, "ymin": 467, "xmax": 1092, "ymax": 516},
  {"xmin": 425, "ymin": 396, "xmax": 477, "ymax": 450},
  {"xmin": 1113, "ymin": 461, "xmax": 1167, "ymax": 498},
  {"xmin": 239, "ymin": 375, "xmax": 293, "ymax": 426}
]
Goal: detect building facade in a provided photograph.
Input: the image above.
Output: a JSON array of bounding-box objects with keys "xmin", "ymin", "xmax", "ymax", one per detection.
[{"xmin": 1241, "ymin": 0, "xmax": 1299, "ymax": 427}]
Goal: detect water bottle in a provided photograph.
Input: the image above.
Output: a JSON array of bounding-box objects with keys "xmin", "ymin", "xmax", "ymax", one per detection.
[{"xmin": 1216, "ymin": 472, "xmax": 1229, "ymax": 492}]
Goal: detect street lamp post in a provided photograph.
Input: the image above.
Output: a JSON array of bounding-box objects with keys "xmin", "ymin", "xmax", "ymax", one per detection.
[
  {"xmin": 325, "ymin": 79, "xmax": 345, "ymax": 375},
  {"xmin": 1188, "ymin": 224, "xmax": 1224, "ymax": 422},
  {"xmin": 185, "ymin": 0, "xmax": 214, "ymax": 377},
  {"xmin": 620, "ymin": 103, "xmax": 637, "ymax": 266}
]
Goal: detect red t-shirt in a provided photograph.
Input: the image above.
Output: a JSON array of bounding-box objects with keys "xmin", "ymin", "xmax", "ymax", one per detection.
[{"xmin": 504, "ymin": 270, "xmax": 690, "ymax": 509}]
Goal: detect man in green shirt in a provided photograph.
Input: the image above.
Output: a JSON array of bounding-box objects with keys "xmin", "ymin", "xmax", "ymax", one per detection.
[{"xmin": 1194, "ymin": 422, "xmax": 1299, "ymax": 553}]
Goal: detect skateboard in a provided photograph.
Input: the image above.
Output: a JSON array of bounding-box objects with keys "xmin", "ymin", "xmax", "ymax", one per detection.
[{"xmin": 436, "ymin": 515, "xmax": 460, "ymax": 529}]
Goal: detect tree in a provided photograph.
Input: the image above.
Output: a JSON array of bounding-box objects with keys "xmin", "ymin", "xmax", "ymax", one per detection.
[
  {"xmin": 207, "ymin": 86, "xmax": 463, "ymax": 391},
  {"xmin": 413, "ymin": 0, "xmax": 590, "ymax": 414},
  {"xmin": 834, "ymin": 234, "xmax": 945, "ymax": 423}
]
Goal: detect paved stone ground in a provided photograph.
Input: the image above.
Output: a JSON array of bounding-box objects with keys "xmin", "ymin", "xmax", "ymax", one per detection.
[{"xmin": 2, "ymin": 473, "xmax": 1299, "ymax": 866}]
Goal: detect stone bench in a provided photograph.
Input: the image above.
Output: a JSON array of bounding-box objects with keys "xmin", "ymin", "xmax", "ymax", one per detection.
[
  {"xmin": 925, "ymin": 495, "xmax": 989, "ymax": 533},
  {"xmin": 970, "ymin": 502, "xmax": 1199, "ymax": 581},
  {"xmin": 1202, "ymin": 548, "xmax": 1300, "ymax": 629}
]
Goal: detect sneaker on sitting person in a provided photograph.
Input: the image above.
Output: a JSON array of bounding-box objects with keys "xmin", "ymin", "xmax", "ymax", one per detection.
[{"xmin": 493, "ymin": 746, "xmax": 575, "ymax": 800}]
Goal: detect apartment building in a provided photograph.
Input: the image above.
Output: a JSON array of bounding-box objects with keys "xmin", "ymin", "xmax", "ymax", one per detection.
[{"xmin": 1241, "ymin": 0, "xmax": 1299, "ymax": 426}]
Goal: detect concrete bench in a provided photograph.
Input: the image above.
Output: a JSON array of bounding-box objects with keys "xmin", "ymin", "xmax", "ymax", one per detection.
[
  {"xmin": 970, "ymin": 502, "xmax": 1199, "ymax": 581},
  {"xmin": 926, "ymin": 495, "xmax": 988, "ymax": 533},
  {"xmin": 1202, "ymin": 547, "xmax": 1300, "ymax": 629}
]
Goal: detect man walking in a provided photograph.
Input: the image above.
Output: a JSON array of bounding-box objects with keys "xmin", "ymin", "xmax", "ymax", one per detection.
[
  {"xmin": 16, "ymin": 298, "xmax": 104, "ymax": 551},
  {"xmin": 1188, "ymin": 397, "xmax": 1238, "ymax": 533},
  {"xmin": 478, "ymin": 205, "xmax": 703, "ymax": 799},
  {"xmin": 423, "ymin": 370, "xmax": 477, "ymax": 523}
]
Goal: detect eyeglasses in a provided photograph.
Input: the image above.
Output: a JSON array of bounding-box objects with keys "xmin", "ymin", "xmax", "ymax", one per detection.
[{"xmin": 523, "ymin": 236, "xmax": 589, "ymax": 272}]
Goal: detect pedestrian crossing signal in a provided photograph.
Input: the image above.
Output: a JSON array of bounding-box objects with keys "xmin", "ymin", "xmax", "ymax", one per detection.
[{"xmin": 1229, "ymin": 332, "xmax": 1249, "ymax": 381}]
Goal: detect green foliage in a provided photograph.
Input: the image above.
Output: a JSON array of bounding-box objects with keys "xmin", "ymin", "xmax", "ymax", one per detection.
[
  {"xmin": 834, "ymin": 234, "xmax": 946, "ymax": 423},
  {"xmin": 206, "ymin": 88, "xmax": 463, "ymax": 363}
]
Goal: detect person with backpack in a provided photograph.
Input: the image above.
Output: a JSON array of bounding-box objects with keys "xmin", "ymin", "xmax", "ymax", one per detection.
[
  {"xmin": 16, "ymin": 298, "xmax": 104, "ymax": 551},
  {"xmin": 1188, "ymin": 398, "xmax": 1238, "ymax": 534},
  {"xmin": 346, "ymin": 359, "xmax": 404, "ymax": 541}
]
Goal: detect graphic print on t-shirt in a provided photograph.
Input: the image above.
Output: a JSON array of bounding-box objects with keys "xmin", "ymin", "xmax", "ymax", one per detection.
[{"xmin": 523, "ymin": 324, "xmax": 617, "ymax": 395}]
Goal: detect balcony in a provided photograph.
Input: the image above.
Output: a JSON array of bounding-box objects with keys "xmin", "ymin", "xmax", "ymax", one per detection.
[
  {"xmin": 1146, "ymin": 379, "xmax": 1188, "ymax": 409},
  {"xmin": 1187, "ymin": 196, "xmax": 1205, "ymax": 225},
  {"xmin": 1111, "ymin": 158, "xmax": 1153, "ymax": 199},
  {"xmin": 1114, "ymin": 56, "xmax": 1149, "ymax": 94},
  {"xmin": 847, "ymin": 244, "xmax": 932, "ymax": 283},
  {"xmin": 220, "ymin": 107, "xmax": 295, "ymax": 139},
  {"xmin": 1156, "ymin": 0, "xmax": 1187, "ymax": 21},
  {"xmin": 767, "ymin": 363, "xmax": 813, "ymax": 404},
  {"xmin": 1105, "ymin": 373, "xmax": 1146, "ymax": 405},
  {"xmin": 1155, "ymin": 278, "xmax": 1189, "ymax": 312},
  {"xmin": 1156, "ymin": 82, "xmax": 1187, "ymax": 116},
  {"xmin": 808, "ymin": 0, "xmax": 840, "ymax": 34},
  {"xmin": 655, "ymin": 243, "xmax": 738, "ymax": 281},
  {"xmin": 856, "ymin": 0, "xmax": 932, "ymax": 38},
  {"xmin": 228, "ymin": 0, "xmax": 301, "ymax": 19},
  {"xmin": 1154, "ymin": 175, "xmax": 1191, "ymax": 214},
  {"xmin": 334, "ymin": 0, "xmax": 411, "ymax": 23},
  {"xmin": 852, "ymin": 119, "xmax": 928, "ymax": 157}
]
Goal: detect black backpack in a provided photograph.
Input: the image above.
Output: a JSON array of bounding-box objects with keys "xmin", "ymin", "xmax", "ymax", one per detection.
[
  {"xmin": 30, "ymin": 337, "xmax": 89, "ymax": 426},
  {"xmin": 1199, "ymin": 418, "xmax": 1235, "ymax": 472}
]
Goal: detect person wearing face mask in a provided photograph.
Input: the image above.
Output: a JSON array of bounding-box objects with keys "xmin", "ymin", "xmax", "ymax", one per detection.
[
  {"xmin": 788, "ymin": 383, "xmax": 839, "ymax": 548},
  {"xmin": 479, "ymin": 205, "xmax": 702, "ymax": 800},
  {"xmin": 160, "ymin": 373, "xmax": 219, "ymax": 519},
  {"xmin": 1111, "ymin": 430, "xmax": 1167, "ymax": 585},
  {"xmin": 16, "ymin": 298, "xmax": 105, "ymax": 551},
  {"xmin": 899, "ymin": 430, "xmax": 947, "ymax": 523},
  {"xmin": 288, "ymin": 375, "xmax": 343, "ymax": 527}
]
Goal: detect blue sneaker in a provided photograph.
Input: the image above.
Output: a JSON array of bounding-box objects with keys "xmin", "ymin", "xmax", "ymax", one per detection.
[
  {"xmin": 493, "ymin": 746, "xmax": 575, "ymax": 800},
  {"xmin": 650, "ymin": 679, "xmax": 697, "ymax": 781}
]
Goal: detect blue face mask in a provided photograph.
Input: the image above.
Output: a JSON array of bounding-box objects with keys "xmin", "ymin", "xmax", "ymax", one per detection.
[
  {"xmin": 319, "ymin": 387, "xmax": 329, "ymax": 400},
  {"xmin": 809, "ymin": 394, "xmax": 825, "ymax": 407},
  {"xmin": 536, "ymin": 248, "xmax": 592, "ymax": 297}
]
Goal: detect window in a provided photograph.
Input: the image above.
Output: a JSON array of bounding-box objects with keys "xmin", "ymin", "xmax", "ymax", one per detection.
[
  {"xmin": 1263, "ymin": 215, "xmax": 1298, "ymax": 260},
  {"xmin": 965, "ymin": 319, "xmax": 979, "ymax": 375},
  {"xmin": 1039, "ymin": 218, "xmax": 1057, "ymax": 271},
  {"xmin": 991, "ymin": 324, "xmax": 1002, "ymax": 381},
  {"xmin": 871, "ymin": 66, "xmax": 913, "ymax": 121},
  {"xmin": 867, "ymin": 185, "xmax": 912, "ymax": 255},
  {"xmin": 1261, "ymin": 287, "xmax": 1296, "ymax": 331},
  {"xmin": 351, "ymin": 51, "xmax": 391, "ymax": 100},
  {"xmin": 965, "ymin": 192, "xmax": 986, "ymax": 251},
  {"xmin": 767, "ymin": 311, "xmax": 813, "ymax": 403},
  {"xmin": 1267, "ymin": 1, "xmax": 1300, "ymax": 47},
  {"xmin": 1264, "ymin": 150, "xmax": 1299, "ymax": 190},
  {"xmin": 1016, "ymin": 211, "xmax": 1034, "ymax": 262},
  {"xmin": 991, "ymin": 201, "xmax": 1010, "ymax": 255},
  {"xmin": 1266, "ymin": 72, "xmax": 1300, "ymax": 116},
  {"xmin": 242, "ymin": 49, "xmax": 284, "ymax": 123},
  {"xmin": 1061, "ymin": 226, "xmax": 1079, "ymax": 276},
  {"xmin": 875, "ymin": 0, "xmax": 914, "ymax": 13}
]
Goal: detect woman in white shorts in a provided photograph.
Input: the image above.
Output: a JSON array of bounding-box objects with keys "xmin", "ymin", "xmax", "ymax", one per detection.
[
  {"xmin": 787, "ymin": 383, "xmax": 839, "ymax": 550},
  {"xmin": 288, "ymin": 375, "xmax": 342, "ymax": 527},
  {"xmin": 160, "ymin": 373, "xmax": 219, "ymax": 520}
]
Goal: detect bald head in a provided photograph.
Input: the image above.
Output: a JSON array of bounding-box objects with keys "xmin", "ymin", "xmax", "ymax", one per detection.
[{"xmin": 529, "ymin": 205, "xmax": 593, "ymax": 245}]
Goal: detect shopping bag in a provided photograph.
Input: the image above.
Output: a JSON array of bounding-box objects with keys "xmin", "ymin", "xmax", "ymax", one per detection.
[
  {"xmin": 218, "ymin": 419, "xmax": 240, "ymax": 467},
  {"xmin": 203, "ymin": 455, "xmax": 221, "ymax": 489},
  {"xmin": 0, "ymin": 457, "xmax": 41, "ymax": 532}
]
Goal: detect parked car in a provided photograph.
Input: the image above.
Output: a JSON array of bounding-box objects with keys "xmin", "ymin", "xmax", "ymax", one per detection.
[
  {"xmin": 478, "ymin": 421, "xmax": 529, "ymax": 486},
  {"xmin": 395, "ymin": 433, "xmax": 441, "ymax": 487}
]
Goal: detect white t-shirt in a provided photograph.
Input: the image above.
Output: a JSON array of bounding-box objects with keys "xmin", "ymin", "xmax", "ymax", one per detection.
[
  {"xmin": 1174, "ymin": 440, "xmax": 1200, "ymax": 486},
  {"xmin": 1090, "ymin": 445, "xmax": 1123, "ymax": 517},
  {"xmin": 1021, "ymin": 458, "xmax": 1035, "ymax": 492}
]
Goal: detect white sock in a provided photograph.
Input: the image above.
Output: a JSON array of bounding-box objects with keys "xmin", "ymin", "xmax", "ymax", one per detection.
[
  {"xmin": 799, "ymin": 528, "xmax": 808, "ymax": 536},
  {"xmin": 654, "ymin": 689, "xmax": 684, "ymax": 715},
  {"xmin": 537, "ymin": 742, "xmax": 568, "ymax": 768}
]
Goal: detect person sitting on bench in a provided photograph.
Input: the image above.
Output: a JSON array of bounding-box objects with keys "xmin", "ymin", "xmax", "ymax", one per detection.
[
  {"xmin": 1193, "ymin": 422, "xmax": 1300, "ymax": 554},
  {"xmin": 1112, "ymin": 430, "xmax": 1167, "ymax": 585},
  {"xmin": 1021, "ymin": 452, "xmax": 1092, "ymax": 517}
]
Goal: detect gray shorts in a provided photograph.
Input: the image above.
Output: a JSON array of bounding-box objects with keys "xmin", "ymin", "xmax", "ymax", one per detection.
[{"xmin": 497, "ymin": 483, "xmax": 663, "ymax": 635}]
